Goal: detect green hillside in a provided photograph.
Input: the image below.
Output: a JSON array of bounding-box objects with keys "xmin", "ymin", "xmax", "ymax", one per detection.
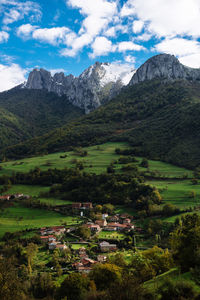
[
  {"xmin": 0, "ymin": 88, "xmax": 83, "ymax": 149},
  {"xmin": 3, "ymin": 79, "xmax": 200, "ymax": 168}
]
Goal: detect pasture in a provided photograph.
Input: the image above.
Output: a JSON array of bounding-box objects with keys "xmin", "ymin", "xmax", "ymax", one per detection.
[{"xmin": 0, "ymin": 203, "xmax": 80, "ymax": 237}]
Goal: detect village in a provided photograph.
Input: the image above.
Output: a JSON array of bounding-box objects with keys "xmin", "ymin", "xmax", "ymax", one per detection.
[{"xmin": 38, "ymin": 202, "xmax": 136, "ymax": 274}]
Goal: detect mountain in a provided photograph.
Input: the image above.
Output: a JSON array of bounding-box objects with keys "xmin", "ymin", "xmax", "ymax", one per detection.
[
  {"xmin": 3, "ymin": 53, "xmax": 200, "ymax": 168},
  {"xmin": 129, "ymin": 54, "xmax": 200, "ymax": 85},
  {"xmin": 25, "ymin": 62, "xmax": 135, "ymax": 113}
]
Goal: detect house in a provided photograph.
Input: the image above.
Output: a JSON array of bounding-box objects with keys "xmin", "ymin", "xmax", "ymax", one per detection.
[
  {"xmin": 109, "ymin": 215, "xmax": 120, "ymax": 222},
  {"xmin": 40, "ymin": 235, "xmax": 56, "ymax": 243},
  {"xmin": 56, "ymin": 244, "xmax": 68, "ymax": 251},
  {"xmin": 14, "ymin": 193, "xmax": 24, "ymax": 198},
  {"xmin": 0, "ymin": 195, "xmax": 11, "ymax": 200},
  {"xmin": 79, "ymin": 247, "xmax": 87, "ymax": 257},
  {"xmin": 102, "ymin": 213, "xmax": 108, "ymax": 219},
  {"xmin": 73, "ymin": 257, "xmax": 97, "ymax": 273},
  {"xmin": 84, "ymin": 223, "xmax": 101, "ymax": 232},
  {"xmin": 49, "ymin": 242, "xmax": 57, "ymax": 250},
  {"xmin": 72, "ymin": 203, "xmax": 82, "ymax": 209},
  {"xmin": 97, "ymin": 255, "xmax": 107, "ymax": 262},
  {"xmin": 72, "ymin": 202, "xmax": 93, "ymax": 210},
  {"xmin": 82, "ymin": 203, "xmax": 93, "ymax": 209},
  {"xmin": 99, "ymin": 241, "xmax": 117, "ymax": 252},
  {"xmin": 123, "ymin": 218, "xmax": 131, "ymax": 224},
  {"xmin": 95, "ymin": 219, "xmax": 107, "ymax": 227}
]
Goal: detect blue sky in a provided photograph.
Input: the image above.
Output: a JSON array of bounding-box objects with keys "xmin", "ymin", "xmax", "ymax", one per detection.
[{"xmin": 0, "ymin": 0, "xmax": 200, "ymax": 91}]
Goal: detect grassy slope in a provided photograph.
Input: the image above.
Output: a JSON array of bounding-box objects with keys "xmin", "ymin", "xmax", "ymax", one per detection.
[
  {"xmin": 0, "ymin": 142, "xmax": 196, "ymax": 210},
  {"xmin": 0, "ymin": 203, "xmax": 81, "ymax": 237}
]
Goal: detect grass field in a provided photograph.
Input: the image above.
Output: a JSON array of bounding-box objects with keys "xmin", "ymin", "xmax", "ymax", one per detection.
[
  {"xmin": 0, "ymin": 203, "xmax": 80, "ymax": 237},
  {"xmin": 98, "ymin": 230, "xmax": 126, "ymax": 240},
  {"xmin": 2, "ymin": 184, "xmax": 50, "ymax": 196},
  {"xmin": 0, "ymin": 142, "xmax": 193, "ymax": 178},
  {"xmin": 70, "ymin": 243, "xmax": 88, "ymax": 250},
  {"xmin": 147, "ymin": 180, "xmax": 200, "ymax": 209}
]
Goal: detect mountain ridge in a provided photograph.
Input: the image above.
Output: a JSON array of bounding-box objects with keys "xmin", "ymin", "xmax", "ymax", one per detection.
[{"xmin": 24, "ymin": 61, "xmax": 135, "ymax": 113}]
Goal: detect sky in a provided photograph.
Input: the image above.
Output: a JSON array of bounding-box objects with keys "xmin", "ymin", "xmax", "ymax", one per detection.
[{"xmin": 0, "ymin": 0, "xmax": 200, "ymax": 91}]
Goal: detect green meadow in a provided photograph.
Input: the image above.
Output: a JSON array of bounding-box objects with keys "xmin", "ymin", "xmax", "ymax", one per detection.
[
  {"xmin": 0, "ymin": 203, "xmax": 80, "ymax": 237},
  {"xmin": 147, "ymin": 180, "xmax": 200, "ymax": 209},
  {"xmin": 0, "ymin": 142, "xmax": 193, "ymax": 177}
]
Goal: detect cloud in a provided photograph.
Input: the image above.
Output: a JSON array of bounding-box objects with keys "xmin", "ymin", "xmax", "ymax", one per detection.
[
  {"xmin": 17, "ymin": 24, "xmax": 73, "ymax": 46},
  {"xmin": 63, "ymin": 0, "xmax": 117, "ymax": 56},
  {"xmin": 16, "ymin": 24, "xmax": 38, "ymax": 39},
  {"xmin": 32, "ymin": 27, "xmax": 71, "ymax": 46},
  {"xmin": 90, "ymin": 36, "xmax": 114, "ymax": 58},
  {"xmin": 0, "ymin": 31, "xmax": 9, "ymax": 43},
  {"xmin": 125, "ymin": 55, "xmax": 136, "ymax": 63},
  {"xmin": 1, "ymin": 1, "xmax": 42, "ymax": 25},
  {"xmin": 50, "ymin": 68, "xmax": 66, "ymax": 75},
  {"xmin": 117, "ymin": 41, "xmax": 145, "ymax": 52},
  {"xmin": 154, "ymin": 38, "xmax": 200, "ymax": 57},
  {"xmin": 132, "ymin": 20, "xmax": 144, "ymax": 34},
  {"xmin": 179, "ymin": 54, "xmax": 200, "ymax": 69},
  {"xmin": 134, "ymin": 32, "xmax": 152, "ymax": 41},
  {"xmin": 0, "ymin": 63, "xmax": 27, "ymax": 92},
  {"xmin": 121, "ymin": 0, "xmax": 200, "ymax": 38}
]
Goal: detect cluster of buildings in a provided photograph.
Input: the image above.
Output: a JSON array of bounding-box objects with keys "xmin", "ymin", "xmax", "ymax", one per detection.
[
  {"xmin": 40, "ymin": 226, "xmax": 67, "ymax": 251},
  {"xmin": 73, "ymin": 247, "xmax": 97, "ymax": 273},
  {"xmin": 0, "ymin": 193, "xmax": 30, "ymax": 201},
  {"xmin": 84, "ymin": 214, "xmax": 134, "ymax": 233}
]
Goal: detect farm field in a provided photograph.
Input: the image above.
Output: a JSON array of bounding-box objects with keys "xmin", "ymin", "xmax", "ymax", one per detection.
[
  {"xmin": 147, "ymin": 180, "xmax": 200, "ymax": 209},
  {"xmin": 98, "ymin": 230, "xmax": 126, "ymax": 240},
  {"xmin": 2, "ymin": 184, "xmax": 50, "ymax": 196},
  {"xmin": 0, "ymin": 203, "xmax": 81, "ymax": 237}
]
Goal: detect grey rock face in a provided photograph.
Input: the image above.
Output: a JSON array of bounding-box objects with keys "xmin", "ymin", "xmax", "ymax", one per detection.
[
  {"xmin": 129, "ymin": 54, "xmax": 200, "ymax": 85},
  {"xmin": 25, "ymin": 62, "xmax": 135, "ymax": 113}
]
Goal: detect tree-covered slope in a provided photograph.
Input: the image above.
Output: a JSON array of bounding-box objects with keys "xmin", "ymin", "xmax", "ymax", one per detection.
[
  {"xmin": 3, "ymin": 80, "xmax": 200, "ymax": 168},
  {"xmin": 0, "ymin": 88, "xmax": 84, "ymax": 148}
]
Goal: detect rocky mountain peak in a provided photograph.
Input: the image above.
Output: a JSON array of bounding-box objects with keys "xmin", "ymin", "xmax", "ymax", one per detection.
[
  {"xmin": 25, "ymin": 62, "xmax": 135, "ymax": 113},
  {"xmin": 129, "ymin": 53, "xmax": 200, "ymax": 85}
]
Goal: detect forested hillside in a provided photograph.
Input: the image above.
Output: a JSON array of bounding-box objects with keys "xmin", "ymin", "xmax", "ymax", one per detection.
[
  {"xmin": 3, "ymin": 79, "xmax": 200, "ymax": 168},
  {"xmin": 0, "ymin": 88, "xmax": 84, "ymax": 148}
]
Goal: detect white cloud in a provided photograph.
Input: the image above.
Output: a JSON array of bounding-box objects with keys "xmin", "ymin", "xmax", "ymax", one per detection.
[
  {"xmin": 134, "ymin": 32, "xmax": 152, "ymax": 41},
  {"xmin": 0, "ymin": 31, "xmax": 9, "ymax": 43},
  {"xmin": 1, "ymin": 1, "xmax": 42, "ymax": 25},
  {"xmin": 121, "ymin": 0, "xmax": 200, "ymax": 38},
  {"xmin": 90, "ymin": 36, "xmax": 115, "ymax": 58},
  {"xmin": 16, "ymin": 24, "xmax": 38, "ymax": 39},
  {"xmin": 179, "ymin": 54, "xmax": 200, "ymax": 69},
  {"xmin": 64, "ymin": 0, "xmax": 117, "ymax": 56},
  {"xmin": 104, "ymin": 24, "xmax": 129, "ymax": 37},
  {"xmin": 132, "ymin": 20, "xmax": 144, "ymax": 34},
  {"xmin": 0, "ymin": 63, "xmax": 27, "ymax": 92},
  {"xmin": 125, "ymin": 55, "xmax": 136, "ymax": 63},
  {"xmin": 50, "ymin": 68, "xmax": 66, "ymax": 75},
  {"xmin": 154, "ymin": 38, "xmax": 200, "ymax": 57},
  {"xmin": 32, "ymin": 27, "xmax": 71, "ymax": 46},
  {"xmin": 117, "ymin": 41, "xmax": 145, "ymax": 52}
]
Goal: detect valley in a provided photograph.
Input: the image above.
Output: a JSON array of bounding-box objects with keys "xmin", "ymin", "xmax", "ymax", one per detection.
[{"xmin": 1, "ymin": 54, "xmax": 200, "ymax": 299}]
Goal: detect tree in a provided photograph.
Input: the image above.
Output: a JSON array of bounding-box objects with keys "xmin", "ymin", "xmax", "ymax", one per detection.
[
  {"xmin": 59, "ymin": 273, "xmax": 90, "ymax": 300},
  {"xmin": 157, "ymin": 279, "xmax": 196, "ymax": 300},
  {"xmin": 170, "ymin": 213, "xmax": 200, "ymax": 271},
  {"xmin": 26, "ymin": 243, "xmax": 38, "ymax": 274},
  {"xmin": 77, "ymin": 226, "xmax": 91, "ymax": 239},
  {"xmin": 90, "ymin": 263, "xmax": 122, "ymax": 290},
  {"xmin": 0, "ymin": 259, "xmax": 24, "ymax": 300},
  {"xmin": 140, "ymin": 158, "xmax": 149, "ymax": 168}
]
